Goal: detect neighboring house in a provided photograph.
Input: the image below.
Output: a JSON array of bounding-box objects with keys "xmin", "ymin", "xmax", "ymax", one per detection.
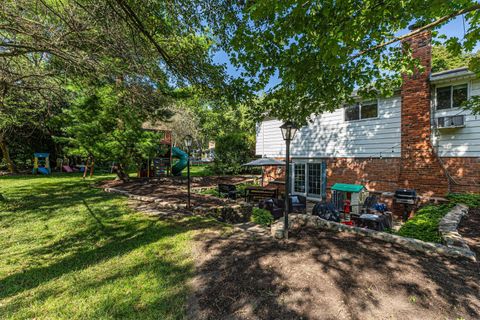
[{"xmin": 256, "ymin": 29, "xmax": 480, "ymax": 199}]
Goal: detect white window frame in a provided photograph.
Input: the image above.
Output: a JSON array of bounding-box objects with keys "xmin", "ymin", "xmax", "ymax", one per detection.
[
  {"xmin": 292, "ymin": 163, "xmax": 306, "ymax": 194},
  {"xmin": 435, "ymin": 82, "xmax": 469, "ymax": 110},
  {"xmin": 344, "ymin": 99, "xmax": 379, "ymax": 122},
  {"xmin": 291, "ymin": 160, "xmax": 324, "ymax": 200}
]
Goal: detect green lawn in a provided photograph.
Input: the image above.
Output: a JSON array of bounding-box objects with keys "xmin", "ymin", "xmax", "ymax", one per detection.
[
  {"xmin": 0, "ymin": 173, "xmax": 215, "ymax": 319},
  {"xmin": 181, "ymin": 163, "xmax": 212, "ymax": 177}
]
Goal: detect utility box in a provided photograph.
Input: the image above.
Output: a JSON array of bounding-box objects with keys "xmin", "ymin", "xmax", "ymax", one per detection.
[{"xmin": 331, "ymin": 183, "xmax": 368, "ymax": 214}]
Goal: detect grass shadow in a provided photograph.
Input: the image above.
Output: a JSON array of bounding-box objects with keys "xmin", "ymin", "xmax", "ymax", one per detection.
[{"xmin": 0, "ymin": 174, "xmax": 222, "ymax": 319}]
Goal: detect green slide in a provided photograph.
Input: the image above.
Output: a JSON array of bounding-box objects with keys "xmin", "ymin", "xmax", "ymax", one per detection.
[{"xmin": 171, "ymin": 146, "xmax": 188, "ymax": 176}]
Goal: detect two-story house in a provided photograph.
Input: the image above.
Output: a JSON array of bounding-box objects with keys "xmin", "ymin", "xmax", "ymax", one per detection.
[{"xmin": 256, "ymin": 30, "xmax": 480, "ymax": 199}]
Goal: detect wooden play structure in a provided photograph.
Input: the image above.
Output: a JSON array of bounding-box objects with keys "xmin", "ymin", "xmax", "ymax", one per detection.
[
  {"xmin": 137, "ymin": 129, "xmax": 179, "ymax": 178},
  {"xmin": 147, "ymin": 130, "xmax": 173, "ymax": 177},
  {"xmin": 138, "ymin": 130, "xmax": 188, "ymax": 178},
  {"xmin": 32, "ymin": 153, "xmax": 51, "ymax": 174}
]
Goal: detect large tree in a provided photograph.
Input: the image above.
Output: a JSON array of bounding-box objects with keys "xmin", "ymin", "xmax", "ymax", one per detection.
[
  {"xmin": 201, "ymin": 0, "xmax": 480, "ymax": 123},
  {"xmin": 57, "ymin": 81, "xmax": 172, "ymax": 180},
  {"xmin": 0, "ymin": 52, "xmax": 65, "ymax": 172},
  {"xmin": 0, "ymin": 0, "xmax": 237, "ymax": 173},
  {"xmin": 432, "ymin": 45, "xmax": 475, "ymax": 72}
]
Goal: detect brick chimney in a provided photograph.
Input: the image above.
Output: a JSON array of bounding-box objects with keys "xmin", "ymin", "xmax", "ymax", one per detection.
[{"xmin": 399, "ymin": 27, "xmax": 448, "ymax": 196}]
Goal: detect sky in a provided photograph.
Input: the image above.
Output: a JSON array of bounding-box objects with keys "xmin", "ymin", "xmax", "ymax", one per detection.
[{"xmin": 212, "ymin": 15, "xmax": 478, "ymax": 91}]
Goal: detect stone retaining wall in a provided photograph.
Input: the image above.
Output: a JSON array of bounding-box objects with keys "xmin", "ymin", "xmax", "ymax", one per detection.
[
  {"xmin": 439, "ymin": 204, "xmax": 470, "ymax": 250},
  {"xmin": 104, "ymin": 187, "xmax": 252, "ymax": 224},
  {"xmin": 191, "ymin": 204, "xmax": 252, "ymax": 224},
  {"xmin": 190, "ymin": 177, "xmax": 256, "ymax": 194},
  {"xmin": 271, "ymin": 214, "xmax": 476, "ymax": 261}
]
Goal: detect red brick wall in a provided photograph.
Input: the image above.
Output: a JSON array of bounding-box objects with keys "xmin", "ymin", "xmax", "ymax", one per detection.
[
  {"xmin": 399, "ymin": 30, "xmax": 449, "ymax": 196},
  {"xmin": 263, "ymin": 157, "xmax": 480, "ymax": 196},
  {"xmin": 441, "ymin": 157, "xmax": 480, "ymax": 193},
  {"xmin": 264, "ymin": 158, "xmax": 400, "ymax": 193},
  {"xmin": 324, "ymin": 158, "xmax": 400, "ymax": 192},
  {"xmin": 262, "ymin": 165, "xmax": 285, "ymax": 186}
]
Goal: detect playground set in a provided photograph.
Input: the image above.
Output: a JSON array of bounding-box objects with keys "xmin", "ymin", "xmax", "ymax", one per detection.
[
  {"xmin": 32, "ymin": 153, "xmax": 51, "ymax": 175},
  {"xmin": 31, "ymin": 130, "xmax": 187, "ymax": 177},
  {"xmin": 138, "ymin": 130, "xmax": 189, "ymax": 178}
]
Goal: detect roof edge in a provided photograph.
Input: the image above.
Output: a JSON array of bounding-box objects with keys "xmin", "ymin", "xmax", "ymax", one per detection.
[{"xmin": 430, "ymin": 66, "xmax": 475, "ymax": 82}]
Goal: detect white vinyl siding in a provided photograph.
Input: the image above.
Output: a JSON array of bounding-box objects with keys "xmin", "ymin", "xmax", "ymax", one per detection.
[
  {"xmin": 255, "ymin": 120, "xmax": 287, "ymax": 157},
  {"xmin": 256, "ymin": 96, "xmax": 401, "ymax": 158},
  {"xmin": 433, "ymin": 79, "xmax": 480, "ymax": 157},
  {"xmin": 256, "ymin": 78, "xmax": 480, "ymax": 159}
]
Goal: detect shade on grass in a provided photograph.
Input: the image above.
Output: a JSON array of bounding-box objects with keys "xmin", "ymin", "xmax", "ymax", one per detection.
[
  {"xmin": 181, "ymin": 164, "xmax": 212, "ymax": 177},
  {"xmin": 0, "ymin": 173, "xmax": 216, "ymax": 320}
]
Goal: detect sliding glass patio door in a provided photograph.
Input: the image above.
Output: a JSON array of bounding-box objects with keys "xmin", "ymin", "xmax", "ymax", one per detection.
[
  {"xmin": 293, "ymin": 163, "xmax": 306, "ymax": 193},
  {"xmin": 307, "ymin": 163, "xmax": 322, "ymax": 198},
  {"xmin": 292, "ymin": 161, "xmax": 326, "ymax": 200}
]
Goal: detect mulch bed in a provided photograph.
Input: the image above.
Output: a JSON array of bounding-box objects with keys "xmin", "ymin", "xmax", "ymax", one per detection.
[
  {"xmin": 189, "ymin": 227, "xmax": 480, "ymax": 320},
  {"xmin": 98, "ymin": 176, "xmax": 253, "ymax": 207},
  {"xmin": 458, "ymin": 208, "xmax": 480, "ymax": 258},
  {"xmin": 99, "ymin": 175, "xmax": 253, "ymax": 189}
]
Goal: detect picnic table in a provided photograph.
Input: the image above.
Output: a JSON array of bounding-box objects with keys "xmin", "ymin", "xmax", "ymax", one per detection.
[{"xmin": 245, "ymin": 185, "xmax": 279, "ymax": 202}]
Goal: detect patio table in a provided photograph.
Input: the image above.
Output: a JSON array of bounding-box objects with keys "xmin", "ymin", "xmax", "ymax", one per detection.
[{"xmin": 358, "ymin": 212, "xmax": 393, "ymax": 231}]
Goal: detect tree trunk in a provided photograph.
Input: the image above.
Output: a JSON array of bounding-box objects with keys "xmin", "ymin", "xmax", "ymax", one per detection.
[
  {"xmin": 0, "ymin": 133, "xmax": 16, "ymax": 173},
  {"xmin": 115, "ymin": 163, "xmax": 130, "ymax": 182}
]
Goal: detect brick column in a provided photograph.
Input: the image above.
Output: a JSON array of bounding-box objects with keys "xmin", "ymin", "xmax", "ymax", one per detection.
[{"xmin": 399, "ymin": 29, "xmax": 448, "ymax": 196}]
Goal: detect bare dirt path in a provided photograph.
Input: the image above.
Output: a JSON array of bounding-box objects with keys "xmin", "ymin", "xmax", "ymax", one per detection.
[
  {"xmin": 458, "ymin": 208, "xmax": 480, "ymax": 258},
  {"xmin": 189, "ymin": 227, "xmax": 480, "ymax": 320}
]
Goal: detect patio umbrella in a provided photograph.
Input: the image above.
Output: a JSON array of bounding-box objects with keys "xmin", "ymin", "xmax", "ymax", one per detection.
[
  {"xmin": 243, "ymin": 157, "xmax": 285, "ymax": 186},
  {"xmin": 242, "ymin": 158, "xmax": 286, "ymax": 167}
]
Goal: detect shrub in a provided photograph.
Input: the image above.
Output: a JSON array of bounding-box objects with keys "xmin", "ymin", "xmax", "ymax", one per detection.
[
  {"xmin": 251, "ymin": 208, "xmax": 274, "ymax": 227},
  {"xmin": 397, "ymin": 204, "xmax": 453, "ymax": 243},
  {"xmin": 212, "ymin": 132, "xmax": 255, "ymax": 175},
  {"xmin": 446, "ymin": 193, "xmax": 480, "ymax": 208}
]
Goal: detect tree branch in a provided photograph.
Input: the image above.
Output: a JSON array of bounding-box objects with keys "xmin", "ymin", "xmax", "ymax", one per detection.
[
  {"xmin": 110, "ymin": 0, "xmax": 174, "ymax": 67},
  {"xmin": 351, "ymin": 4, "xmax": 480, "ymax": 59}
]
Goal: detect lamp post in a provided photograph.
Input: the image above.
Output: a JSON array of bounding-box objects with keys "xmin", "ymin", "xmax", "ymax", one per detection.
[
  {"xmin": 184, "ymin": 135, "xmax": 193, "ymax": 209},
  {"xmin": 280, "ymin": 121, "xmax": 298, "ymax": 239}
]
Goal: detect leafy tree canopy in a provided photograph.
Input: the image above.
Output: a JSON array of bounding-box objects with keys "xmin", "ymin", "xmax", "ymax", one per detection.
[
  {"xmin": 0, "ymin": 0, "xmax": 241, "ymax": 174},
  {"xmin": 432, "ymin": 45, "xmax": 475, "ymax": 72},
  {"xmin": 212, "ymin": 132, "xmax": 255, "ymax": 175},
  {"xmin": 56, "ymin": 80, "xmax": 172, "ymax": 179},
  {"xmin": 201, "ymin": 0, "xmax": 480, "ymax": 123}
]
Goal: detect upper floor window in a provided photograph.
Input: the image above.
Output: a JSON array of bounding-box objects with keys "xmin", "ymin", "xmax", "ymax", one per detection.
[
  {"xmin": 436, "ymin": 84, "xmax": 468, "ymax": 110},
  {"xmin": 345, "ymin": 101, "xmax": 378, "ymax": 121}
]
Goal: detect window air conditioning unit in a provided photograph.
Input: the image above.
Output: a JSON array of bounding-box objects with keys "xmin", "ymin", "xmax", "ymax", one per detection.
[{"xmin": 436, "ymin": 115, "xmax": 465, "ymax": 129}]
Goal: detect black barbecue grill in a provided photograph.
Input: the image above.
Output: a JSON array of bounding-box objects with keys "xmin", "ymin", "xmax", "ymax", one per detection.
[
  {"xmin": 394, "ymin": 189, "xmax": 417, "ymax": 205},
  {"xmin": 394, "ymin": 189, "xmax": 417, "ymax": 221}
]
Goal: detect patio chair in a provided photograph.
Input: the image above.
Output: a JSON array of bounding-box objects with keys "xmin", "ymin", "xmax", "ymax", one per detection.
[
  {"xmin": 259, "ymin": 198, "xmax": 284, "ymax": 219},
  {"xmin": 289, "ymin": 195, "xmax": 307, "ymax": 213},
  {"xmin": 218, "ymin": 183, "xmax": 238, "ymax": 200},
  {"xmin": 362, "ymin": 195, "xmax": 378, "ymax": 213}
]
